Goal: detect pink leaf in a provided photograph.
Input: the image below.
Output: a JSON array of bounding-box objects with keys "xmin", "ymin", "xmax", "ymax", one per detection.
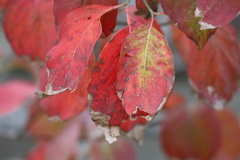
[
  {"xmin": 0, "ymin": 80, "xmax": 36, "ymax": 115},
  {"xmin": 27, "ymin": 117, "xmax": 81, "ymax": 160}
]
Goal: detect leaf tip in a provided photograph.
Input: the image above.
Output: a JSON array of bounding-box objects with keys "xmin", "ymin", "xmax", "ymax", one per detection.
[{"xmin": 35, "ymin": 90, "xmax": 49, "ymax": 99}]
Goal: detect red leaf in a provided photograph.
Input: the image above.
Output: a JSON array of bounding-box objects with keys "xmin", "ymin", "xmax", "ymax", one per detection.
[
  {"xmin": 88, "ymin": 27, "xmax": 129, "ymax": 143},
  {"xmin": 38, "ymin": 53, "xmax": 95, "ymax": 120},
  {"xmin": 0, "ymin": 80, "xmax": 36, "ymax": 115},
  {"xmin": 159, "ymin": 0, "xmax": 216, "ymax": 50},
  {"xmin": 3, "ymin": 0, "xmax": 57, "ymax": 61},
  {"xmin": 54, "ymin": 0, "xmax": 118, "ymax": 37},
  {"xmin": 213, "ymin": 108, "xmax": 240, "ymax": 160},
  {"xmin": 39, "ymin": 5, "xmax": 120, "ymax": 97},
  {"xmin": 0, "ymin": 0, "xmax": 8, "ymax": 10},
  {"xmin": 173, "ymin": 24, "xmax": 240, "ymax": 107},
  {"xmin": 126, "ymin": 6, "xmax": 163, "ymax": 34},
  {"xmin": 89, "ymin": 138, "xmax": 136, "ymax": 160},
  {"xmin": 53, "ymin": 0, "xmax": 82, "ymax": 31},
  {"xmin": 27, "ymin": 117, "xmax": 81, "ymax": 160},
  {"xmin": 135, "ymin": 0, "xmax": 159, "ymax": 19},
  {"xmin": 115, "ymin": 22, "xmax": 174, "ymax": 120},
  {"xmin": 89, "ymin": 13, "xmax": 147, "ymax": 143},
  {"xmin": 84, "ymin": 0, "xmax": 118, "ymax": 37},
  {"xmin": 195, "ymin": 0, "xmax": 240, "ymax": 29},
  {"xmin": 161, "ymin": 102, "xmax": 221, "ymax": 160}
]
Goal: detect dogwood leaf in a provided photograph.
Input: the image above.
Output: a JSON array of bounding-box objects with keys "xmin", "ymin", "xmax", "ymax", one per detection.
[
  {"xmin": 159, "ymin": 0, "xmax": 216, "ymax": 50},
  {"xmin": 39, "ymin": 5, "xmax": 119, "ymax": 97},
  {"xmin": 37, "ymin": 53, "xmax": 95, "ymax": 120},
  {"xmin": 53, "ymin": 0, "xmax": 118, "ymax": 37},
  {"xmin": 115, "ymin": 22, "xmax": 174, "ymax": 121},
  {"xmin": 195, "ymin": 0, "xmax": 240, "ymax": 30},
  {"xmin": 3, "ymin": 0, "xmax": 57, "ymax": 61}
]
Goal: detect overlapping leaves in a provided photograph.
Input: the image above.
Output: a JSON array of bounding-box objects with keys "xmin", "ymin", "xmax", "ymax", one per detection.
[
  {"xmin": 89, "ymin": 7, "xmax": 174, "ymax": 142},
  {"xmin": 3, "ymin": 0, "xmax": 240, "ymax": 149},
  {"xmin": 53, "ymin": 0, "xmax": 118, "ymax": 36},
  {"xmin": 36, "ymin": 5, "xmax": 121, "ymax": 97}
]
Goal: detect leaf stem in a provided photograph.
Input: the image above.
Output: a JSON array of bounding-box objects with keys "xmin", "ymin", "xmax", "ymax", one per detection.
[{"xmin": 142, "ymin": 0, "xmax": 165, "ymax": 16}]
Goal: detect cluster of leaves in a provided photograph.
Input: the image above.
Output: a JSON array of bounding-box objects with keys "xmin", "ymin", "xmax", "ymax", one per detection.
[{"xmin": 0, "ymin": 0, "xmax": 240, "ymax": 159}]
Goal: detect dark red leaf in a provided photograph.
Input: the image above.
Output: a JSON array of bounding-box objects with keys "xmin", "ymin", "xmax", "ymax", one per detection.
[
  {"xmin": 135, "ymin": 0, "xmax": 159, "ymax": 19},
  {"xmin": 213, "ymin": 108, "xmax": 240, "ymax": 160},
  {"xmin": 88, "ymin": 27, "xmax": 129, "ymax": 143},
  {"xmin": 89, "ymin": 138, "xmax": 136, "ymax": 160},
  {"xmin": 37, "ymin": 53, "xmax": 95, "ymax": 120},
  {"xmin": 38, "ymin": 5, "xmax": 119, "ymax": 97},
  {"xmin": 173, "ymin": 24, "xmax": 240, "ymax": 107},
  {"xmin": 54, "ymin": 0, "xmax": 118, "ymax": 37},
  {"xmin": 0, "ymin": 80, "xmax": 36, "ymax": 115},
  {"xmin": 115, "ymin": 22, "xmax": 174, "ymax": 121},
  {"xmin": 3, "ymin": 0, "xmax": 57, "ymax": 61},
  {"xmin": 84, "ymin": 0, "xmax": 118, "ymax": 37},
  {"xmin": 195, "ymin": 0, "xmax": 240, "ymax": 29},
  {"xmin": 161, "ymin": 102, "xmax": 221, "ymax": 160},
  {"xmin": 159, "ymin": 0, "xmax": 216, "ymax": 50}
]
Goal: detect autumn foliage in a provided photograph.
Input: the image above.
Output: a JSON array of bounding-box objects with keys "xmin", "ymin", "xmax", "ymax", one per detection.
[{"xmin": 0, "ymin": 0, "xmax": 240, "ymax": 159}]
